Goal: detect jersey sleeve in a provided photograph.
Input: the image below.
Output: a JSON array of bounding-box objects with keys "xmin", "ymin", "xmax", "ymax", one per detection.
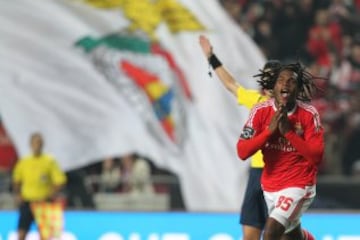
[
  {"xmin": 49, "ymin": 157, "xmax": 67, "ymax": 186},
  {"xmin": 236, "ymin": 86, "xmax": 265, "ymax": 109},
  {"xmin": 237, "ymin": 106, "xmax": 272, "ymax": 160},
  {"xmin": 284, "ymin": 108, "xmax": 324, "ymax": 165},
  {"xmin": 12, "ymin": 159, "xmax": 23, "ymax": 184}
]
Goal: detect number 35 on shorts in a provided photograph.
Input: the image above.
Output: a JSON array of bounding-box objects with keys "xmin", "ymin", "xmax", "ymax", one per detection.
[{"xmin": 275, "ymin": 196, "xmax": 294, "ymax": 211}]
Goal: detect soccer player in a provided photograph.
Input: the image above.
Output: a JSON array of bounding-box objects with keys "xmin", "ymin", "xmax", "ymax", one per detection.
[
  {"xmin": 12, "ymin": 133, "xmax": 67, "ymax": 240},
  {"xmin": 199, "ymin": 35, "xmax": 281, "ymax": 240},
  {"xmin": 237, "ymin": 62, "xmax": 323, "ymax": 240}
]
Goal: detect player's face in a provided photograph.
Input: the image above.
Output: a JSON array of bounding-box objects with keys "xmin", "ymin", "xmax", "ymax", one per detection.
[
  {"xmin": 30, "ymin": 134, "xmax": 43, "ymax": 155},
  {"xmin": 273, "ymin": 69, "xmax": 298, "ymax": 110}
]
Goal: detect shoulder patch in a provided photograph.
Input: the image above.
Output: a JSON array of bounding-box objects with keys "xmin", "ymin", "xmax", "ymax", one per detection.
[{"xmin": 240, "ymin": 126, "xmax": 255, "ymax": 139}]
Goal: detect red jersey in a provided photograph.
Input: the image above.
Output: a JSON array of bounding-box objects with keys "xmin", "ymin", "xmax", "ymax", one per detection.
[
  {"xmin": 0, "ymin": 124, "xmax": 17, "ymax": 171},
  {"xmin": 237, "ymin": 99, "xmax": 324, "ymax": 192}
]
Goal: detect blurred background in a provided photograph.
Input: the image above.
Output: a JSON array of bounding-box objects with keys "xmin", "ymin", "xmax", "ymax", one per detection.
[{"xmin": 1, "ymin": 0, "xmax": 360, "ymax": 239}]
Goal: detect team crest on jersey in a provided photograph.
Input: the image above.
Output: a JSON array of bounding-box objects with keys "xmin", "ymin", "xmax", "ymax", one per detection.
[
  {"xmin": 240, "ymin": 126, "xmax": 255, "ymax": 139},
  {"xmin": 294, "ymin": 121, "xmax": 304, "ymax": 136}
]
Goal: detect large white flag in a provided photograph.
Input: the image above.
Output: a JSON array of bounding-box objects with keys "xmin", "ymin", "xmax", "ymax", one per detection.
[{"xmin": 0, "ymin": 0, "xmax": 265, "ymax": 211}]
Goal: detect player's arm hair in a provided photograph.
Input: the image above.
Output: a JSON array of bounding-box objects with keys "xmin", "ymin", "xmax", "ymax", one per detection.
[
  {"xmin": 213, "ymin": 65, "xmax": 240, "ymax": 97},
  {"xmin": 208, "ymin": 53, "xmax": 240, "ymax": 96}
]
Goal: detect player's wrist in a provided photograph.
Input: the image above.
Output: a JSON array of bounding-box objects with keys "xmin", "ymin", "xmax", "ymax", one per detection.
[{"xmin": 208, "ymin": 53, "xmax": 222, "ymax": 69}]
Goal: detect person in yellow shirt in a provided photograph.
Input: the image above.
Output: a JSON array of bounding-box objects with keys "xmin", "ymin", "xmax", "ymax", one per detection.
[
  {"xmin": 199, "ymin": 35, "xmax": 281, "ymax": 240},
  {"xmin": 12, "ymin": 132, "xmax": 67, "ymax": 240}
]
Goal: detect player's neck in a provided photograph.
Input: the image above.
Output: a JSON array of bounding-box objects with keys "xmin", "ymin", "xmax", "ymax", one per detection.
[
  {"xmin": 32, "ymin": 151, "xmax": 42, "ymax": 157},
  {"xmin": 275, "ymin": 101, "xmax": 296, "ymax": 113}
]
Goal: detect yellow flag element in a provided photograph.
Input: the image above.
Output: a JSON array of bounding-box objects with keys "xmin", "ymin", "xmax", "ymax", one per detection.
[
  {"xmin": 145, "ymin": 82, "xmax": 169, "ymax": 100},
  {"xmin": 77, "ymin": 0, "xmax": 205, "ymax": 37},
  {"xmin": 122, "ymin": 0, "xmax": 162, "ymax": 39},
  {"xmin": 30, "ymin": 201, "xmax": 64, "ymax": 239},
  {"xmin": 162, "ymin": 116, "xmax": 175, "ymax": 140},
  {"xmin": 79, "ymin": 0, "xmax": 123, "ymax": 8},
  {"xmin": 164, "ymin": 115, "xmax": 174, "ymax": 128},
  {"xmin": 156, "ymin": 0, "xmax": 205, "ymax": 33}
]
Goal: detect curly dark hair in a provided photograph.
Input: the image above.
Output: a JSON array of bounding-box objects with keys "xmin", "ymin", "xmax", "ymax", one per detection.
[
  {"xmin": 255, "ymin": 61, "xmax": 325, "ymax": 102},
  {"xmin": 253, "ymin": 59, "xmax": 282, "ymax": 90}
]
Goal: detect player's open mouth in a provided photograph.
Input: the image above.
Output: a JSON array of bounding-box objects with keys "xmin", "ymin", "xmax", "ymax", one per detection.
[{"xmin": 281, "ymin": 90, "xmax": 289, "ymax": 98}]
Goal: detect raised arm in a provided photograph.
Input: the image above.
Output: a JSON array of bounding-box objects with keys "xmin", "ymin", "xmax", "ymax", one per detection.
[{"xmin": 199, "ymin": 35, "xmax": 239, "ymax": 97}]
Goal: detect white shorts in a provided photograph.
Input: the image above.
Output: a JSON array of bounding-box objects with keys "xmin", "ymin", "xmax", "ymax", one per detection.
[{"xmin": 263, "ymin": 185, "xmax": 316, "ymax": 233}]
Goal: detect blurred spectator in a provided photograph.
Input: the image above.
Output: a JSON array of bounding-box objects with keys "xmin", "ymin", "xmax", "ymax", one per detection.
[
  {"xmin": 351, "ymin": 160, "xmax": 360, "ymax": 176},
  {"xmin": 272, "ymin": 1, "xmax": 310, "ymax": 61},
  {"xmin": 328, "ymin": 0, "xmax": 360, "ymax": 37},
  {"xmin": 65, "ymin": 168, "xmax": 95, "ymax": 209},
  {"xmin": 120, "ymin": 153, "xmax": 154, "ymax": 195},
  {"xmin": 333, "ymin": 40, "xmax": 360, "ymax": 90},
  {"xmin": 314, "ymin": 85, "xmax": 347, "ymax": 175},
  {"xmin": 98, "ymin": 157, "xmax": 121, "ymax": 192},
  {"xmin": 306, "ymin": 8, "xmax": 342, "ymax": 70},
  {"xmin": 342, "ymin": 124, "xmax": 360, "ymax": 176},
  {"xmin": 0, "ymin": 119, "xmax": 17, "ymax": 193},
  {"xmin": 253, "ymin": 17, "xmax": 278, "ymax": 58},
  {"xmin": 220, "ymin": 0, "xmax": 243, "ymax": 25},
  {"xmin": 341, "ymin": 89, "xmax": 360, "ymax": 175}
]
